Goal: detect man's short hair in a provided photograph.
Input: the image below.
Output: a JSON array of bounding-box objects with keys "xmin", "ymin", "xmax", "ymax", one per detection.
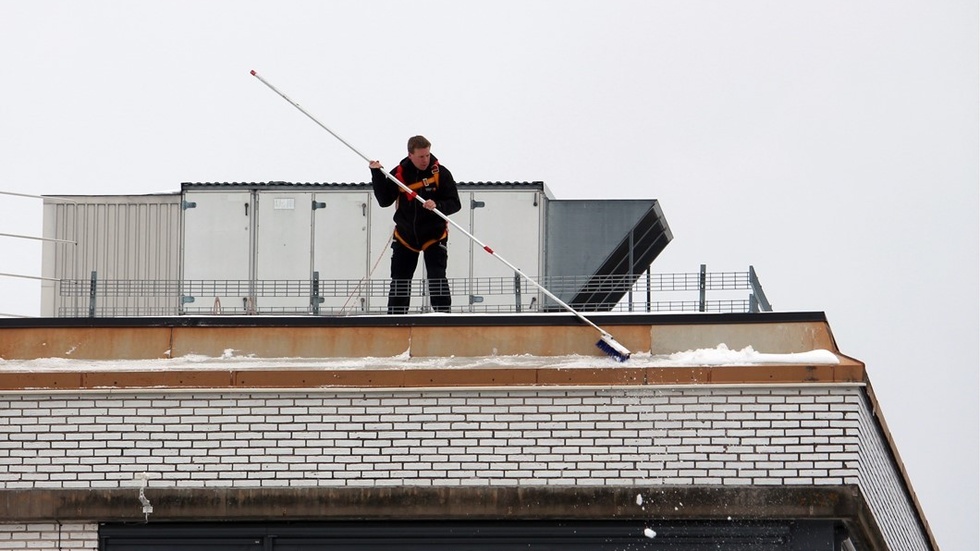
[{"xmin": 407, "ymin": 135, "xmax": 431, "ymax": 153}]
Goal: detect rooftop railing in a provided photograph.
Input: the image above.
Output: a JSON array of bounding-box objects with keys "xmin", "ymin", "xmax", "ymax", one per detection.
[{"xmin": 53, "ymin": 265, "xmax": 771, "ymax": 317}]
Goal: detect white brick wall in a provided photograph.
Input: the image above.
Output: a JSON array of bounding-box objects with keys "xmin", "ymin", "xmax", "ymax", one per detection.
[
  {"xmin": 857, "ymin": 398, "xmax": 930, "ymax": 551},
  {"xmin": 0, "ymin": 387, "xmax": 864, "ymax": 490},
  {"xmin": 0, "ymin": 524, "xmax": 97, "ymax": 551}
]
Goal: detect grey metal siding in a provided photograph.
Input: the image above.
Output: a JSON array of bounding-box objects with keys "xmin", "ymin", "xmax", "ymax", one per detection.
[{"xmin": 40, "ymin": 195, "xmax": 182, "ymax": 316}]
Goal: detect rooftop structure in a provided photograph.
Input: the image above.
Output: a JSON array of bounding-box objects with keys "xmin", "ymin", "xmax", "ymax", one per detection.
[
  {"xmin": 39, "ymin": 182, "xmax": 675, "ymax": 317},
  {"xmin": 0, "ymin": 184, "xmax": 937, "ymax": 550}
]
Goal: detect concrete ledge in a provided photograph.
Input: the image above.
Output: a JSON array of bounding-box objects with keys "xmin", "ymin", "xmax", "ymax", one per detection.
[
  {"xmin": 0, "ymin": 485, "xmax": 864, "ymax": 521},
  {"xmin": 649, "ymin": 320, "xmax": 838, "ymax": 355},
  {"xmin": 0, "ymin": 312, "xmax": 862, "ymax": 391},
  {"xmin": 0, "ymin": 363, "xmax": 865, "ymax": 391},
  {"xmin": 0, "ymin": 326, "xmax": 173, "ymax": 360},
  {"xmin": 0, "ymin": 485, "xmax": 886, "ymax": 549},
  {"xmin": 0, "ymin": 312, "xmax": 838, "ymax": 360},
  {"xmin": 170, "ymin": 326, "xmax": 412, "ymax": 359}
]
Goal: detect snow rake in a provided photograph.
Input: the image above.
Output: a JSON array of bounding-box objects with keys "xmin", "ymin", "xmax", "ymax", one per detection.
[{"xmin": 249, "ymin": 70, "xmax": 632, "ymax": 362}]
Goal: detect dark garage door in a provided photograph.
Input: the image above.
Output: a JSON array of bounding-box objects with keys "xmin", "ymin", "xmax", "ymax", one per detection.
[{"xmin": 100, "ymin": 520, "xmax": 835, "ymax": 551}]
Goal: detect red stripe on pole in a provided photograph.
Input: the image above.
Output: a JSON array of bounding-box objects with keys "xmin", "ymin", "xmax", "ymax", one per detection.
[
  {"xmin": 483, "ymin": 245, "xmax": 494, "ymax": 254},
  {"xmin": 407, "ymin": 191, "xmax": 418, "ymax": 201}
]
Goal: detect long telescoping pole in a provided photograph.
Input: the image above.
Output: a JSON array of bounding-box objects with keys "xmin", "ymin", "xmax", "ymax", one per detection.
[{"xmin": 249, "ymin": 70, "xmax": 631, "ymax": 361}]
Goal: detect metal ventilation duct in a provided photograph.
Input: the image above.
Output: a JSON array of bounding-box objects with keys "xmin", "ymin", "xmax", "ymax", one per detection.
[{"xmin": 544, "ymin": 199, "xmax": 672, "ymax": 311}]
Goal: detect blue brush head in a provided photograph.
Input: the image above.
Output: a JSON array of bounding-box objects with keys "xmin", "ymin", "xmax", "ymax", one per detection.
[{"xmin": 596, "ymin": 337, "xmax": 631, "ymax": 362}]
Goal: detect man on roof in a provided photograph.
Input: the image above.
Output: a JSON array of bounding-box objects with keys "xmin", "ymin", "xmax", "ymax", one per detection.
[{"xmin": 369, "ymin": 135, "xmax": 461, "ymax": 314}]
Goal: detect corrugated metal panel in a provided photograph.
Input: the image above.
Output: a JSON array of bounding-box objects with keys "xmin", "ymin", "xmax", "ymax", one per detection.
[{"xmin": 40, "ymin": 194, "xmax": 182, "ymax": 317}]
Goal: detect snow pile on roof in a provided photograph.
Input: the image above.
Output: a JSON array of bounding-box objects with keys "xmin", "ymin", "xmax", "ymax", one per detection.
[
  {"xmin": 665, "ymin": 344, "xmax": 839, "ymax": 366},
  {"xmin": 0, "ymin": 344, "xmax": 839, "ymax": 372}
]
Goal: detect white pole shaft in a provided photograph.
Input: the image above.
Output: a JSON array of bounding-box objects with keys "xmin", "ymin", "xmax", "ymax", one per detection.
[
  {"xmin": 0, "ymin": 232, "xmax": 75, "ymax": 244},
  {"xmin": 0, "ymin": 272, "xmax": 61, "ymax": 282},
  {"xmin": 250, "ymin": 70, "xmax": 610, "ymax": 337},
  {"xmin": 0, "ymin": 191, "xmax": 78, "ymax": 203}
]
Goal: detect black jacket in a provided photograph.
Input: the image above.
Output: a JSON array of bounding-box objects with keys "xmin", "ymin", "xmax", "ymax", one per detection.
[{"xmin": 371, "ymin": 155, "xmax": 461, "ymax": 251}]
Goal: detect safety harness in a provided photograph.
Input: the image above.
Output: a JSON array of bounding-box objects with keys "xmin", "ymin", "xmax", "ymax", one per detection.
[{"xmin": 392, "ymin": 161, "xmax": 447, "ymax": 252}]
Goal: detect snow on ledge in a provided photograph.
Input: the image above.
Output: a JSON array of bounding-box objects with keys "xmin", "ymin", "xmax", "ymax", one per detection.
[
  {"xmin": 0, "ymin": 344, "xmax": 840, "ymax": 373},
  {"xmin": 665, "ymin": 344, "xmax": 839, "ymax": 366}
]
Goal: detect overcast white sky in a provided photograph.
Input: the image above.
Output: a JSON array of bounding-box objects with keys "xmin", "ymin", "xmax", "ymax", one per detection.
[{"xmin": 1, "ymin": 1, "xmax": 977, "ymax": 548}]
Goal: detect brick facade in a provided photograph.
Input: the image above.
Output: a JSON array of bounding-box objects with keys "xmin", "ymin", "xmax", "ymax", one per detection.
[
  {"xmin": 858, "ymin": 398, "xmax": 930, "ymax": 551},
  {"xmin": 1, "ymin": 387, "xmax": 865, "ymax": 490},
  {"xmin": 0, "ymin": 524, "xmax": 97, "ymax": 551},
  {"xmin": 0, "ymin": 384, "xmax": 929, "ymax": 550}
]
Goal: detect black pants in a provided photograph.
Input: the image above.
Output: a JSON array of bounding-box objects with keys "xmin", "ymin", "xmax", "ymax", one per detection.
[{"xmin": 388, "ymin": 239, "xmax": 451, "ymax": 314}]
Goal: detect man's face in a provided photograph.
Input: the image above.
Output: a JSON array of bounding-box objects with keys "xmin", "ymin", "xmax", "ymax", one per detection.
[{"xmin": 408, "ymin": 147, "xmax": 431, "ymax": 171}]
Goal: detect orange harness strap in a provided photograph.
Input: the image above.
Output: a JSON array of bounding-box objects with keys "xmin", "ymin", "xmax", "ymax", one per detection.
[
  {"xmin": 400, "ymin": 170, "xmax": 440, "ymax": 194},
  {"xmin": 395, "ymin": 162, "xmax": 441, "ymax": 196},
  {"xmin": 393, "ymin": 227, "xmax": 448, "ymax": 253}
]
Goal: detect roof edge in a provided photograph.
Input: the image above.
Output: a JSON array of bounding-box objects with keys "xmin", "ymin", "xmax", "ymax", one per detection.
[{"xmin": 0, "ymin": 311, "xmax": 828, "ymax": 330}]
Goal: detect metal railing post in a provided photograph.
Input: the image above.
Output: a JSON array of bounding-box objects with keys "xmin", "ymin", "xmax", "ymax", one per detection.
[
  {"xmin": 88, "ymin": 271, "xmax": 97, "ymax": 318},
  {"xmin": 514, "ymin": 273, "xmax": 522, "ymax": 313},
  {"xmin": 698, "ymin": 264, "xmax": 707, "ymax": 312},
  {"xmin": 627, "ymin": 230, "xmax": 635, "ymax": 312},
  {"xmin": 311, "ymin": 271, "xmax": 323, "ymax": 315},
  {"xmin": 646, "ymin": 269, "xmax": 651, "ymax": 313}
]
